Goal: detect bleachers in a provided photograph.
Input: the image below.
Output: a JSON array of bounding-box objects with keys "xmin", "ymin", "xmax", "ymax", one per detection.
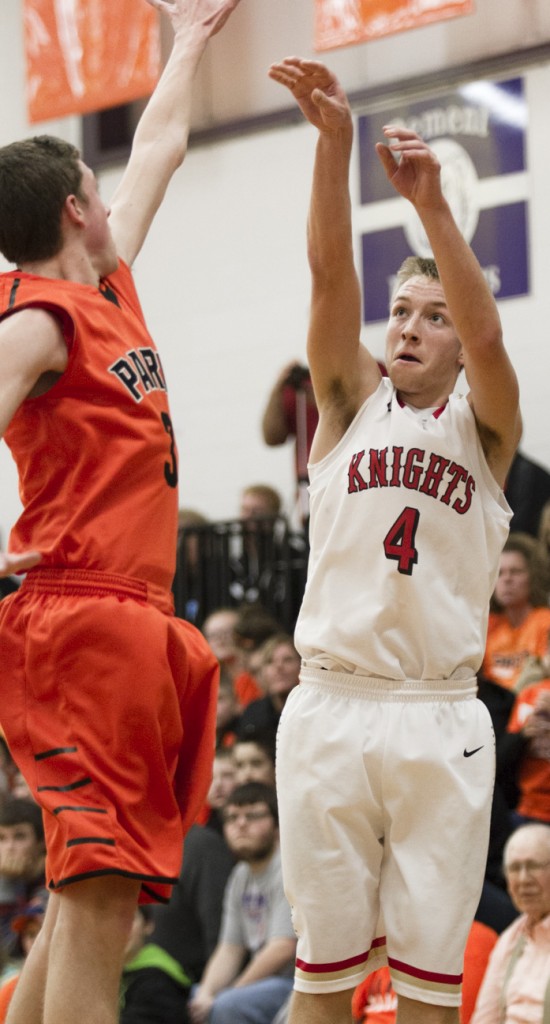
[{"xmin": 173, "ymin": 516, "xmax": 309, "ymax": 632}]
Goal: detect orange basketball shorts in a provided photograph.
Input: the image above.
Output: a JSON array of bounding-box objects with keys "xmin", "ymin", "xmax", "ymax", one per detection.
[{"xmin": 0, "ymin": 568, "xmax": 219, "ymax": 903}]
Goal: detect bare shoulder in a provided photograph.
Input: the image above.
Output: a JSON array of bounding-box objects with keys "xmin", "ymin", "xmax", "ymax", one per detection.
[
  {"xmin": 0, "ymin": 307, "xmax": 68, "ymax": 375},
  {"xmin": 0, "ymin": 308, "xmax": 69, "ymax": 434}
]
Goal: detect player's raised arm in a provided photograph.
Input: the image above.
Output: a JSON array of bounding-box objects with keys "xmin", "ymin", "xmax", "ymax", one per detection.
[
  {"xmin": 376, "ymin": 126, "xmax": 521, "ymax": 486},
  {"xmin": 109, "ymin": 0, "xmax": 241, "ymax": 266},
  {"xmin": 268, "ymin": 59, "xmax": 381, "ymax": 453}
]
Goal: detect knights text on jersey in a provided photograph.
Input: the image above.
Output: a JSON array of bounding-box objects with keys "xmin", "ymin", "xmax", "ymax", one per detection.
[{"xmin": 294, "ymin": 377, "xmax": 512, "ymax": 681}]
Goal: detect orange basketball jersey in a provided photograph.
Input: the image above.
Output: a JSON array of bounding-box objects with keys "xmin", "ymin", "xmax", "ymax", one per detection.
[{"xmin": 0, "ymin": 262, "xmax": 179, "ymax": 590}]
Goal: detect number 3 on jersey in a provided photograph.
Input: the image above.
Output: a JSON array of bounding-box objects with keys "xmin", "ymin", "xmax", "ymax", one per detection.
[
  {"xmin": 161, "ymin": 412, "xmax": 178, "ymax": 488},
  {"xmin": 383, "ymin": 506, "xmax": 419, "ymax": 575}
]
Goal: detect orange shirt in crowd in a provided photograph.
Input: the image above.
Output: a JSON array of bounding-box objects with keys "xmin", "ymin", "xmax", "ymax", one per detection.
[
  {"xmin": 507, "ymin": 679, "xmax": 550, "ymax": 823},
  {"xmin": 482, "ymin": 608, "xmax": 550, "ymax": 691},
  {"xmin": 233, "ymin": 671, "xmax": 263, "ymax": 709}
]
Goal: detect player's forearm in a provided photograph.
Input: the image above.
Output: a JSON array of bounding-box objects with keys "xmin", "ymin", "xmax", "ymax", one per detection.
[
  {"xmin": 307, "ymin": 127, "xmax": 355, "ymax": 283},
  {"xmin": 415, "ymin": 197, "xmax": 502, "ymax": 358},
  {"xmin": 130, "ymin": 27, "xmax": 208, "ymax": 170}
]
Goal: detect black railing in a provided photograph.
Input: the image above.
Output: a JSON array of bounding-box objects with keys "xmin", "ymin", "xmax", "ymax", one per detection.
[{"xmin": 173, "ymin": 517, "xmax": 309, "ymax": 633}]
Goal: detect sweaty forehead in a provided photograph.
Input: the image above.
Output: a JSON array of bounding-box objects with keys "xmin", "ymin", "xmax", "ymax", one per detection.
[{"xmin": 391, "ymin": 275, "xmax": 447, "ymax": 308}]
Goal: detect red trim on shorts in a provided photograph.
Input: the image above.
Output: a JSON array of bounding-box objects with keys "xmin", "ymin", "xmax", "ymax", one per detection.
[
  {"xmin": 296, "ymin": 936, "xmax": 386, "ymax": 973},
  {"xmin": 389, "ymin": 956, "xmax": 463, "ymax": 985}
]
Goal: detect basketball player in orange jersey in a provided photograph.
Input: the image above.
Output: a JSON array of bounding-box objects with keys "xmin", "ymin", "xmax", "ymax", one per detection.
[
  {"xmin": 268, "ymin": 58, "xmax": 522, "ymax": 1024},
  {"xmin": 0, "ymin": 2, "xmax": 241, "ymax": 1023}
]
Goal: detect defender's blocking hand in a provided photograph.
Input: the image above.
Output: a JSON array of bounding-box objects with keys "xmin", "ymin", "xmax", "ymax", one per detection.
[{"xmin": 269, "ymin": 58, "xmax": 352, "ymax": 133}]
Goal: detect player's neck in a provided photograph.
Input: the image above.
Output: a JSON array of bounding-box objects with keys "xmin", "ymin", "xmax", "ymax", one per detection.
[
  {"xmin": 396, "ymin": 386, "xmax": 451, "ymax": 412},
  {"xmin": 19, "ymin": 243, "xmax": 101, "ymax": 287}
]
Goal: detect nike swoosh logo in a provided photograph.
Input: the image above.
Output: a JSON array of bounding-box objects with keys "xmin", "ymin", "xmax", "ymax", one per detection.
[{"xmin": 463, "ymin": 746, "xmax": 484, "ymax": 758}]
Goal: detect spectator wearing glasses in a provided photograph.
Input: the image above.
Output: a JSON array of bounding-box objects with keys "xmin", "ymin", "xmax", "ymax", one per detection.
[
  {"xmin": 470, "ymin": 822, "xmax": 550, "ymax": 1023},
  {"xmin": 188, "ymin": 783, "xmax": 296, "ymax": 1024}
]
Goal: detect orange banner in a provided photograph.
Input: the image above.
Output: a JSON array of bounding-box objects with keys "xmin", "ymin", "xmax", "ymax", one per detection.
[
  {"xmin": 24, "ymin": 0, "xmax": 160, "ymax": 124},
  {"xmin": 314, "ymin": 0, "xmax": 474, "ymax": 52}
]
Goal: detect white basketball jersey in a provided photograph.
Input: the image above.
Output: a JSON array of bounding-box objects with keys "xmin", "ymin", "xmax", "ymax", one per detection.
[{"xmin": 295, "ymin": 378, "xmax": 511, "ymax": 681}]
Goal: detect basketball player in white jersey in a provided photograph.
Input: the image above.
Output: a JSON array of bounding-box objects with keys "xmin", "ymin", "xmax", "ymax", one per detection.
[{"xmin": 268, "ymin": 58, "xmax": 521, "ymax": 1024}]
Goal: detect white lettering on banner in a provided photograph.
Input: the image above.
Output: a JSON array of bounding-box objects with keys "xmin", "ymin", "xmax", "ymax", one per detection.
[{"xmin": 390, "ymin": 104, "xmax": 490, "ymax": 141}]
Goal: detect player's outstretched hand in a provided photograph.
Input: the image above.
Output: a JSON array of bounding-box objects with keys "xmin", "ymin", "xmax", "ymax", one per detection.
[
  {"xmin": 0, "ymin": 549, "xmax": 41, "ymax": 578},
  {"xmin": 143, "ymin": 0, "xmax": 241, "ymax": 39},
  {"xmin": 269, "ymin": 58, "xmax": 351, "ymax": 133},
  {"xmin": 375, "ymin": 126, "xmax": 444, "ymax": 210}
]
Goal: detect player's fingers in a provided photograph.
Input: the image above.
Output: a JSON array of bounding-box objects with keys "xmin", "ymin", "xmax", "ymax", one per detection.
[
  {"xmin": 382, "ymin": 124, "xmax": 423, "ymax": 141},
  {"xmin": 375, "ymin": 141, "xmax": 397, "ymax": 173},
  {"xmin": 0, "ymin": 550, "xmax": 42, "ymax": 576}
]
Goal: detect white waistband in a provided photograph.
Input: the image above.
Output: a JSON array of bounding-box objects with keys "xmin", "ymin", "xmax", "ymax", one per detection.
[{"xmin": 299, "ymin": 664, "xmax": 478, "ymax": 703}]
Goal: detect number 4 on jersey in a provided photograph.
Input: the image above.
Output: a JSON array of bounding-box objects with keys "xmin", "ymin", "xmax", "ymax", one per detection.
[{"xmin": 383, "ymin": 506, "xmax": 420, "ymax": 575}]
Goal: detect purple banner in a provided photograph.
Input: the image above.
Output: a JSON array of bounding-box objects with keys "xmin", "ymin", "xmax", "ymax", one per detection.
[{"xmin": 357, "ymin": 78, "xmax": 529, "ymax": 323}]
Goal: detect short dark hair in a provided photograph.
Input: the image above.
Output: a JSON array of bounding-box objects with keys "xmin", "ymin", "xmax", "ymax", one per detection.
[
  {"xmin": 0, "ymin": 135, "xmax": 83, "ymax": 264},
  {"xmin": 235, "ymin": 727, "xmax": 276, "ymax": 764},
  {"xmin": 0, "ymin": 797, "xmax": 44, "ymax": 843},
  {"xmin": 224, "ymin": 782, "xmax": 278, "ymax": 826}
]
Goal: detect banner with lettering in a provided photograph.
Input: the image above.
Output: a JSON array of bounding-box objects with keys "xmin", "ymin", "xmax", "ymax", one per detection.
[
  {"xmin": 24, "ymin": 0, "xmax": 160, "ymax": 124},
  {"xmin": 315, "ymin": 0, "xmax": 474, "ymax": 52},
  {"xmin": 356, "ymin": 78, "xmax": 529, "ymax": 323}
]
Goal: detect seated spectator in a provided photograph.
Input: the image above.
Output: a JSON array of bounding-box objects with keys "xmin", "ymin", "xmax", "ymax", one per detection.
[
  {"xmin": 215, "ymin": 669, "xmax": 242, "ymax": 750},
  {"xmin": 482, "ymin": 534, "xmax": 550, "ymax": 691},
  {"xmin": 150, "ymin": 823, "xmax": 234, "ymax": 991},
  {"xmin": 506, "ymin": 681, "xmax": 550, "ymax": 826},
  {"xmin": 0, "ymin": 891, "xmax": 47, "ymax": 1023},
  {"xmin": 233, "ymin": 604, "xmax": 282, "ymax": 680},
  {"xmin": 229, "ymin": 485, "xmax": 285, "ymax": 608},
  {"xmin": 238, "ymin": 633, "xmax": 300, "ymax": 739},
  {"xmin": 202, "ymin": 607, "xmax": 263, "ymax": 709},
  {"xmin": 120, "ymin": 904, "xmax": 191, "ymax": 1024},
  {"xmin": 0, "ymin": 798, "xmax": 46, "ymax": 953},
  {"xmin": 188, "ymin": 782, "xmax": 296, "ymax": 1024},
  {"xmin": 196, "ymin": 747, "xmax": 238, "ymax": 835},
  {"xmin": 233, "ymin": 729, "xmax": 277, "ymax": 788},
  {"xmin": 470, "ymin": 822, "xmax": 550, "ymax": 1023}
]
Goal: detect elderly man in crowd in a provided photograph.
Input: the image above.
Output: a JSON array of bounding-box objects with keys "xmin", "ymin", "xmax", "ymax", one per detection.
[{"xmin": 471, "ymin": 822, "xmax": 550, "ymax": 1023}]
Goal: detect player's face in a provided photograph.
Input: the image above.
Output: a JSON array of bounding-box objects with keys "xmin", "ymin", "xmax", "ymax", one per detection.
[
  {"xmin": 223, "ymin": 802, "xmax": 277, "ymax": 862},
  {"xmin": 77, "ymin": 162, "xmax": 118, "ymax": 277},
  {"xmin": 494, "ymin": 551, "xmax": 530, "ymax": 611},
  {"xmin": 385, "ymin": 276, "xmax": 463, "ymax": 406},
  {"xmin": 504, "ymin": 829, "xmax": 550, "ymax": 923}
]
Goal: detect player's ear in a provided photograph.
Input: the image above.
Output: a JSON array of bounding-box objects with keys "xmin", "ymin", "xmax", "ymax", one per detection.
[{"xmin": 64, "ymin": 193, "xmax": 85, "ymax": 227}]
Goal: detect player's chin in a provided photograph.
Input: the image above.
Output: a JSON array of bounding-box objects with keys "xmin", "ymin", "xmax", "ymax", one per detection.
[{"xmin": 388, "ymin": 362, "xmax": 421, "ymax": 388}]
